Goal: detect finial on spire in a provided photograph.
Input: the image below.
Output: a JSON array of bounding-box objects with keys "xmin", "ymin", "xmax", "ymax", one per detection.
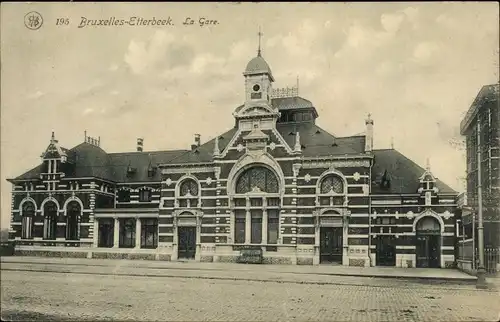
[
  {"xmin": 51, "ymin": 131, "xmax": 55, "ymax": 142},
  {"xmin": 257, "ymin": 26, "xmax": 263, "ymax": 56},
  {"xmin": 426, "ymin": 157, "xmax": 431, "ymax": 171},
  {"xmin": 296, "ymin": 75, "xmax": 300, "ymax": 95},
  {"xmin": 391, "ymin": 137, "xmax": 394, "ymax": 149}
]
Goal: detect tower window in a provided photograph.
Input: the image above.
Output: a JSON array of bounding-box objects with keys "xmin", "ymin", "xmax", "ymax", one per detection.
[{"xmin": 253, "ymin": 84, "xmax": 261, "ymax": 92}]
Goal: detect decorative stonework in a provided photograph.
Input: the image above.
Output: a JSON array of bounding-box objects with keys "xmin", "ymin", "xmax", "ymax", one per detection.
[
  {"xmin": 292, "ymin": 164, "xmax": 302, "ymax": 178},
  {"xmin": 206, "ymin": 177, "xmax": 213, "ymax": 186},
  {"xmin": 237, "ymin": 144, "xmax": 244, "ymax": 152},
  {"xmin": 353, "ymin": 172, "xmax": 361, "ymax": 181},
  {"xmin": 269, "ymin": 142, "xmax": 276, "ymax": 151},
  {"xmin": 303, "ymin": 159, "xmax": 370, "ymax": 169},
  {"xmin": 304, "ymin": 174, "xmax": 311, "ymax": 183},
  {"xmin": 166, "ymin": 178, "xmax": 172, "ymax": 186}
]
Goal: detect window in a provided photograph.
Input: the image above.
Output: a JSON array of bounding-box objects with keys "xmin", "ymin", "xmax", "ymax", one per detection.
[
  {"xmin": 235, "ymin": 166, "xmax": 279, "ymax": 194},
  {"xmin": 139, "ymin": 189, "xmax": 152, "ymax": 202},
  {"xmin": 320, "ymin": 175, "xmax": 344, "ymax": 194},
  {"xmin": 119, "ymin": 218, "xmax": 136, "ymax": 248},
  {"xmin": 98, "ymin": 218, "xmax": 114, "ymax": 248},
  {"xmin": 141, "ymin": 218, "xmax": 158, "ymax": 249},
  {"xmin": 43, "ymin": 202, "xmax": 58, "ymax": 240},
  {"xmin": 66, "ymin": 201, "xmax": 80, "ymax": 240},
  {"xmin": 267, "ymin": 209, "xmax": 279, "ymax": 244},
  {"xmin": 117, "ymin": 189, "xmax": 131, "ymax": 202},
  {"xmin": 179, "ymin": 179, "xmax": 198, "ymax": 196},
  {"xmin": 234, "ymin": 210, "xmax": 246, "ymax": 244},
  {"xmin": 251, "ymin": 210, "xmax": 262, "ymax": 244},
  {"xmin": 21, "ymin": 202, "xmax": 35, "ymax": 239}
]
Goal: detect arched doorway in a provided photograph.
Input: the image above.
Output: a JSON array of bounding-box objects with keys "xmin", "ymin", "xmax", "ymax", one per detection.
[
  {"xmin": 416, "ymin": 216, "xmax": 441, "ymax": 268},
  {"xmin": 66, "ymin": 201, "xmax": 81, "ymax": 240},
  {"xmin": 21, "ymin": 202, "xmax": 35, "ymax": 239},
  {"xmin": 43, "ymin": 201, "xmax": 58, "ymax": 240}
]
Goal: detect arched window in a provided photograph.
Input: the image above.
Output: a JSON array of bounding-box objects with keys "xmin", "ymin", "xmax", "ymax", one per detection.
[
  {"xmin": 232, "ymin": 166, "xmax": 280, "ymax": 247},
  {"xmin": 21, "ymin": 202, "xmax": 35, "ymax": 239},
  {"xmin": 177, "ymin": 178, "xmax": 199, "ymax": 208},
  {"xmin": 43, "ymin": 201, "xmax": 58, "ymax": 240},
  {"xmin": 66, "ymin": 201, "xmax": 81, "ymax": 240},
  {"xmin": 320, "ymin": 175, "xmax": 344, "ymax": 194},
  {"xmin": 180, "ymin": 179, "xmax": 198, "ymax": 196},
  {"xmin": 235, "ymin": 166, "xmax": 279, "ymax": 194}
]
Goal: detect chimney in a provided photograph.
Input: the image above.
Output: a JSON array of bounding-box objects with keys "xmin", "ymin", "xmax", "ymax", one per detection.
[
  {"xmin": 137, "ymin": 138, "xmax": 144, "ymax": 152},
  {"xmin": 195, "ymin": 134, "xmax": 201, "ymax": 147},
  {"xmin": 365, "ymin": 113, "xmax": 374, "ymax": 152}
]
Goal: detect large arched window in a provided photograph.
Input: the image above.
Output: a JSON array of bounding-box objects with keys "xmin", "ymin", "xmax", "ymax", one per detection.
[
  {"xmin": 180, "ymin": 179, "xmax": 198, "ymax": 196},
  {"xmin": 43, "ymin": 201, "xmax": 58, "ymax": 240},
  {"xmin": 320, "ymin": 175, "xmax": 344, "ymax": 194},
  {"xmin": 232, "ymin": 166, "xmax": 280, "ymax": 247},
  {"xmin": 235, "ymin": 166, "xmax": 279, "ymax": 194},
  {"xmin": 21, "ymin": 202, "xmax": 35, "ymax": 239},
  {"xmin": 177, "ymin": 178, "xmax": 199, "ymax": 208},
  {"xmin": 66, "ymin": 201, "xmax": 81, "ymax": 240}
]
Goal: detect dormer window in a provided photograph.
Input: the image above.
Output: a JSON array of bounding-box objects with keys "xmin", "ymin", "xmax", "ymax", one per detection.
[{"xmin": 139, "ymin": 189, "xmax": 152, "ymax": 202}]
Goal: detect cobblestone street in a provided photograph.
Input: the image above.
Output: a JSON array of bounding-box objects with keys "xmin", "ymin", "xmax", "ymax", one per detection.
[{"xmin": 1, "ymin": 263, "xmax": 499, "ymax": 321}]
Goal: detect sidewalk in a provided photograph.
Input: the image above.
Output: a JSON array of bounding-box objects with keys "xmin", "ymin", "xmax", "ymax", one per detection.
[{"xmin": 1, "ymin": 256, "xmax": 477, "ymax": 282}]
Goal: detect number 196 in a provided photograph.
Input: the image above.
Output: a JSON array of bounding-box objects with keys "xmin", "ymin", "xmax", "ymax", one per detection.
[{"xmin": 56, "ymin": 18, "xmax": 70, "ymax": 25}]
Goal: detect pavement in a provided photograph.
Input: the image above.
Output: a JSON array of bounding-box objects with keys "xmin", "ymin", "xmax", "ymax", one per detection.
[
  {"xmin": 1, "ymin": 262, "xmax": 499, "ymax": 322},
  {"xmin": 0, "ymin": 256, "xmax": 478, "ymax": 283}
]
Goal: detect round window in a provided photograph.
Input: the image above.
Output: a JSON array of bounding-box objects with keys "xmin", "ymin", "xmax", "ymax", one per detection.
[{"xmin": 253, "ymin": 84, "xmax": 260, "ymax": 92}]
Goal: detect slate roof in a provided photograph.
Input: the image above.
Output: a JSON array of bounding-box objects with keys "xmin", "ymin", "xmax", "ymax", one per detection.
[
  {"xmin": 244, "ymin": 54, "xmax": 274, "ymax": 81},
  {"xmin": 371, "ymin": 149, "xmax": 456, "ymax": 194},
  {"xmin": 276, "ymin": 122, "xmax": 366, "ymax": 157}
]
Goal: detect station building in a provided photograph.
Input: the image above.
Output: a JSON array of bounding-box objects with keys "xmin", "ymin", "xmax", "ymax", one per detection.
[{"xmin": 7, "ymin": 50, "xmax": 459, "ymax": 268}]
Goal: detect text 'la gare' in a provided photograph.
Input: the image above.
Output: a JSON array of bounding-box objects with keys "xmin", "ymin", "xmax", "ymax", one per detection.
[{"xmin": 183, "ymin": 17, "xmax": 219, "ymax": 27}]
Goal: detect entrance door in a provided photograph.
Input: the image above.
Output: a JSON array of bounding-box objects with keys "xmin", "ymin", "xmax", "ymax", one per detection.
[
  {"xmin": 320, "ymin": 227, "xmax": 343, "ymax": 263},
  {"xmin": 376, "ymin": 235, "xmax": 396, "ymax": 266},
  {"xmin": 416, "ymin": 234, "xmax": 440, "ymax": 268},
  {"xmin": 178, "ymin": 227, "xmax": 196, "ymax": 259}
]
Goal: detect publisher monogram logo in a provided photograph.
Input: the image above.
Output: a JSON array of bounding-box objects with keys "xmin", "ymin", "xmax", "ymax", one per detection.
[{"xmin": 24, "ymin": 11, "xmax": 43, "ymax": 30}]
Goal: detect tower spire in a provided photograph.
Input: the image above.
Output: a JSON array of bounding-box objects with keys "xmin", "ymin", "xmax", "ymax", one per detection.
[{"xmin": 257, "ymin": 26, "xmax": 263, "ymax": 56}]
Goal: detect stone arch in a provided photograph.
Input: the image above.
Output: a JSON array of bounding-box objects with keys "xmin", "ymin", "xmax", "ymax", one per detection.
[
  {"xmin": 227, "ymin": 152, "xmax": 285, "ymax": 196},
  {"xmin": 175, "ymin": 174, "xmax": 202, "ymax": 198},
  {"xmin": 41, "ymin": 197, "xmax": 60, "ymax": 215},
  {"xmin": 412, "ymin": 210, "xmax": 444, "ymax": 234},
  {"xmin": 319, "ymin": 208, "xmax": 343, "ymax": 216},
  {"xmin": 316, "ymin": 169, "xmax": 348, "ymax": 195},
  {"xmin": 19, "ymin": 197, "xmax": 37, "ymax": 214},
  {"xmin": 63, "ymin": 196, "xmax": 84, "ymax": 217}
]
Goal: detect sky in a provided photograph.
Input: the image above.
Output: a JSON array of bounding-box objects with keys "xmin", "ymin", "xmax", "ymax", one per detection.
[{"xmin": 1, "ymin": 2, "xmax": 499, "ymax": 229}]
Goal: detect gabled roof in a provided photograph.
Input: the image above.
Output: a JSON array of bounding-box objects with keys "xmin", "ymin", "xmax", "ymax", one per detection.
[
  {"xmin": 371, "ymin": 149, "xmax": 456, "ymax": 194},
  {"xmin": 276, "ymin": 122, "xmax": 366, "ymax": 157}
]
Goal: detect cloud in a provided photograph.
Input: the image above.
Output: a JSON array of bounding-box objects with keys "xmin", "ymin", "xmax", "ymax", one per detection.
[
  {"xmin": 381, "ymin": 12, "xmax": 405, "ymax": 33},
  {"xmin": 412, "ymin": 42, "xmax": 441, "ymax": 65},
  {"xmin": 123, "ymin": 31, "xmax": 194, "ymax": 75}
]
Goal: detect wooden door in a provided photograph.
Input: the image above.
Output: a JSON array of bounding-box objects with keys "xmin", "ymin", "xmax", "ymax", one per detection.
[
  {"xmin": 178, "ymin": 227, "xmax": 196, "ymax": 259},
  {"xmin": 320, "ymin": 227, "xmax": 343, "ymax": 263}
]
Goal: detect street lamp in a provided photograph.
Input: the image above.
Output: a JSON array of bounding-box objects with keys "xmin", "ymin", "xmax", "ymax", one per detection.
[{"xmin": 476, "ymin": 119, "xmax": 487, "ymax": 289}]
